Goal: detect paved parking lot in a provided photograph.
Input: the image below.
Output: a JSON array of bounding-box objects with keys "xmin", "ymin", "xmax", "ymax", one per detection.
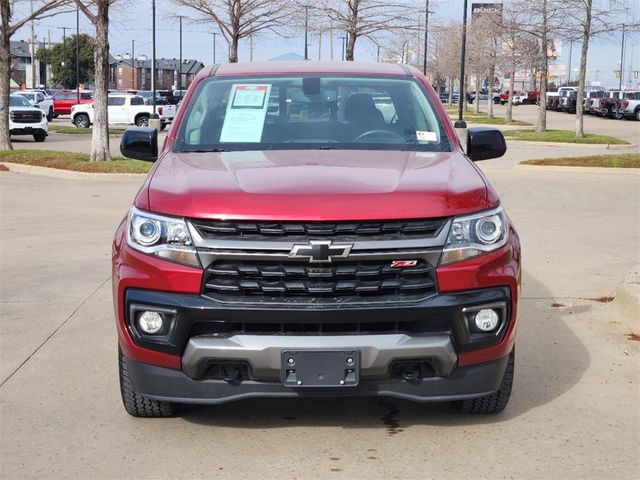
[{"xmin": 1, "ymin": 107, "xmax": 639, "ymax": 479}]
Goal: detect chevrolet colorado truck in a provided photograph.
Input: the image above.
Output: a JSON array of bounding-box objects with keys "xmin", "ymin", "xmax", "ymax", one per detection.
[{"xmin": 114, "ymin": 62, "xmax": 521, "ymax": 417}]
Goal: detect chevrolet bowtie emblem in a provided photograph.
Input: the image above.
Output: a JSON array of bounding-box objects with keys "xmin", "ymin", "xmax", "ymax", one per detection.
[{"xmin": 289, "ymin": 240, "xmax": 353, "ymax": 263}]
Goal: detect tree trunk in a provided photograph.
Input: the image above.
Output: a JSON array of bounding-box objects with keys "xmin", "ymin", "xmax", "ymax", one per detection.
[
  {"xmin": 229, "ymin": 36, "xmax": 239, "ymax": 63},
  {"xmin": 90, "ymin": 0, "xmax": 111, "ymax": 161},
  {"xmin": 448, "ymin": 77, "xmax": 454, "ymax": 104},
  {"xmin": 0, "ymin": 3, "xmax": 13, "ymax": 152},
  {"xmin": 462, "ymin": 76, "xmax": 468, "ymax": 112},
  {"xmin": 506, "ymin": 56, "xmax": 516, "ymax": 124},
  {"xmin": 488, "ymin": 63, "xmax": 495, "ymax": 118},
  {"xmin": 536, "ymin": 23, "xmax": 548, "ymax": 132},
  {"xmin": 346, "ymin": 31, "xmax": 357, "ymax": 61},
  {"xmin": 575, "ymin": 0, "xmax": 592, "ymax": 139},
  {"xmin": 474, "ymin": 75, "xmax": 480, "ymax": 114}
]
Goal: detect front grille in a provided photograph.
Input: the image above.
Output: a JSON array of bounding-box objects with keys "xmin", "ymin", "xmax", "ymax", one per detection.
[
  {"xmin": 191, "ymin": 218, "xmax": 447, "ymax": 242},
  {"xmin": 202, "ymin": 259, "xmax": 438, "ymax": 303},
  {"xmin": 10, "ymin": 111, "xmax": 42, "ymax": 123}
]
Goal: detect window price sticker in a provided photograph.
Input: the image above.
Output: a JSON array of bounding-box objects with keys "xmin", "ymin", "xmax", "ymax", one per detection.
[{"xmin": 220, "ymin": 84, "xmax": 272, "ymax": 143}]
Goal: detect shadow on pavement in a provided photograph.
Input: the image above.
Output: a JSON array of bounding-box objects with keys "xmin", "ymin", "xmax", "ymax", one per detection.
[{"xmin": 180, "ymin": 272, "xmax": 590, "ymax": 429}]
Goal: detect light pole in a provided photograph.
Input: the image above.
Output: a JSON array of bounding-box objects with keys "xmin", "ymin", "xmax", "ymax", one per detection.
[
  {"xmin": 567, "ymin": 39, "xmax": 573, "ymax": 84},
  {"xmin": 75, "ymin": 4, "xmax": 79, "ymax": 103},
  {"xmin": 423, "ymin": 0, "xmax": 429, "ymax": 75},
  {"xmin": 151, "ymin": 0, "xmax": 158, "ymax": 122},
  {"xmin": 619, "ymin": 23, "xmax": 626, "ymax": 90},
  {"xmin": 304, "ymin": 5, "xmax": 309, "ymax": 60},
  {"xmin": 131, "ymin": 39, "xmax": 135, "ymax": 89},
  {"xmin": 340, "ymin": 36, "xmax": 346, "ymax": 61},
  {"xmin": 456, "ymin": 0, "xmax": 468, "ymax": 127},
  {"xmin": 211, "ymin": 32, "xmax": 219, "ymax": 64},
  {"xmin": 178, "ymin": 15, "xmax": 183, "ymax": 94}
]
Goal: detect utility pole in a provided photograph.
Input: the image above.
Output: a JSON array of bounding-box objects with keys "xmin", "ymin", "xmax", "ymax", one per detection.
[
  {"xmin": 304, "ymin": 5, "xmax": 309, "ymax": 60},
  {"xmin": 619, "ymin": 23, "xmax": 626, "ymax": 90},
  {"xmin": 75, "ymin": 4, "xmax": 79, "ymax": 103},
  {"xmin": 423, "ymin": 0, "xmax": 429, "ymax": 75},
  {"xmin": 211, "ymin": 32, "xmax": 218, "ymax": 64},
  {"xmin": 250, "ymin": 34, "xmax": 254, "ymax": 61},
  {"xmin": 377, "ymin": 44, "xmax": 380, "ymax": 62},
  {"xmin": 340, "ymin": 35, "xmax": 346, "ymax": 61},
  {"xmin": 318, "ymin": 28, "xmax": 322, "ymax": 60},
  {"xmin": 131, "ymin": 40, "xmax": 135, "ymax": 89}
]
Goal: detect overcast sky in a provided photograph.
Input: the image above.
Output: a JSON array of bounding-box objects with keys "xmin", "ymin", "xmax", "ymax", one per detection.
[{"xmin": 12, "ymin": 0, "xmax": 640, "ymax": 89}]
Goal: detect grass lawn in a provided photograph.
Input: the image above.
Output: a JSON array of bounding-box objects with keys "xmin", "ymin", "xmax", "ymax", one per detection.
[
  {"xmin": 503, "ymin": 129, "xmax": 629, "ymax": 145},
  {"xmin": 0, "ymin": 150, "xmax": 152, "ymax": 174},
  {"xmin": 49, "ymin": 124, "xmax": 126, "ymax": 135},
  {"xmin": 520, "ymin": 153, "xmax": 640, "ymax": 168},
  {"xmin": 445, "ymin": 107, "xmax": 530, "ymax": 126}
]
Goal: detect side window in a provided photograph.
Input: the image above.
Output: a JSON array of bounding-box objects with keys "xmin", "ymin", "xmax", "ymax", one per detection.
[
  {"xmin": 37, "ymin": 93, "xmax": 45, "ymax": 102},
  {"xmin": 108, "ymin": 97, "xmax": 126, "ymax": 106}
]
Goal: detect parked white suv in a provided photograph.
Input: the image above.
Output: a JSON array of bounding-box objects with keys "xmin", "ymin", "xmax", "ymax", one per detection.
[
  {"xmin": 9, "ymin": 94, "xmax": 48, "ymax": 142},
  {"xmin": 15, "ymin": 91, "xmax": 54, "ymax": 121},
  {"xmin": 71, "ymin": 94, "xmax": 169, "ymax": 130}
]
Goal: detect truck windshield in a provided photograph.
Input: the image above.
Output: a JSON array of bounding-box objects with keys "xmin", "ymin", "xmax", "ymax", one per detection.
[
  {"xmin": 174, "ymin": 75, "xmax": 451, "ymax": 152},
  {"xmin": 10, "ymin": 96, "xmax": 32, "ymax": 107}
]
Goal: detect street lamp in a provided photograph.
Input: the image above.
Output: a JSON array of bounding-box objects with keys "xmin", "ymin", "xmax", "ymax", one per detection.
[{"xmin": 456, "ymin": 0, "xmax": 468, "ymax": 128}]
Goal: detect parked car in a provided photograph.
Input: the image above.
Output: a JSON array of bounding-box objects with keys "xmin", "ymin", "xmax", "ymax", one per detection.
[
  {"xmin": 439, "ymin": 91, "xmax": 460, "ymax": 104},
  {"xmin": 8, "ymin": 93, "xmax": 48, "ymax": 142},
  {"xmin": 70, "ymin": 94, "xmax": 170, "ymax": 129},
  {"xmin": 499, "ymin": 91, "xmax": 526, "ymax": 105},
  {"xmin": 14, "ymin": 90, "xmax": 54, "ymax": 121},
  {"xmin": 52, "ymin": 90, "xmax": 93, "ymax": 116},
  {"xmin": 114, "ymin": 61, "xmax": 520, "ymax": 417},
  {"xmin": 616, "ymin": 91, "xmax": 640, "ymax": 121}
]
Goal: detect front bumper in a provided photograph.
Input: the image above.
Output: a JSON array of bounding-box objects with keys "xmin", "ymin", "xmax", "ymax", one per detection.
[
  {"xmin": 9, "ymin": 123, "xmax": 47, "ymax": 136},
  {"xmin": 124, "ymin": 353, "xmax": 510, "ymax": 405}
]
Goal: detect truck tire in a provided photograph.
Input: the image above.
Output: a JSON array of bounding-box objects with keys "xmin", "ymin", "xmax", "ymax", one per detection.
[
  {"xmin": 47, "ymin": 107, "xmax": 53, "ymax": 122},
  {"xmin": 635, "ymin": 108, "xmax": 640, "ymax": 121},
  {"xmin": 160, "ymin": 123, "xmax": 167, "ymax": 131},
  {"xmin": 119, "ymin": 349, "xmax": 174, "ymax": 417},
  {"xmin": 135, "ymin": 115, "xmax": 150, "ymax": 127},
  {"xmin": 74, "ymin": 113, "xmax": 90, "ymax": 128},
  {"xmin": 33, "ymin": 132, "xmax": 47, "ymax": 142},
  {"xmin": 455, "ymin": 349, "xmax": 514, "ymax": 414}
]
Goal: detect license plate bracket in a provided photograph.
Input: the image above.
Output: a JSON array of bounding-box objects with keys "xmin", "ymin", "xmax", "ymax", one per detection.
[{"xmin": 281, "ymin": 350, "xmax": 359, "ymax": 387}]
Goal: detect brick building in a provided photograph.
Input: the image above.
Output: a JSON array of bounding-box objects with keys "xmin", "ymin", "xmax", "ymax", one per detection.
[{"xmin": 110, "ymin": 56, "xmax": 204, "ymax": 91}]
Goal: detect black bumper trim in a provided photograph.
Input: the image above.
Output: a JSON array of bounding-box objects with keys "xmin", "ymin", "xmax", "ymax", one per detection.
[
  {"xmin": 124, "ymin": 354, "xmax": 510, "ymax": 405},
  {"xmin": 124, "ymin": 287, "xmax": 511, "ymax": 357}
]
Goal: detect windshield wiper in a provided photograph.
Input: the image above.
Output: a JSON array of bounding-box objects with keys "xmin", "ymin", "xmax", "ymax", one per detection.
[{"xmin": 181, "ymin": 147, "xmax": 227, "ymax": 153}]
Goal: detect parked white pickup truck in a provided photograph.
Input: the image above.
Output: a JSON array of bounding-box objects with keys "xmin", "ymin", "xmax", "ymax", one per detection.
[
  {"xmin": 617, "ymin": 91, "xmax": 640, "ymax": 121},
  {"xmin": 15, "ymin": 90, "xmax": 55, "ymax": 121},
  {"xmin": 70, "ymin": 94, "xmax": 169, "ymax": 130},
  {"xmin": 9, "ymin": 93, "xmax": 48, "ymax": 142}
]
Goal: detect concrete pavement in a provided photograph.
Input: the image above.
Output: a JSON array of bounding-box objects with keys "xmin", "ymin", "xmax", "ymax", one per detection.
[{"xmin": 1, "ymin": 158, "xmax": 638, "ymax": 479}]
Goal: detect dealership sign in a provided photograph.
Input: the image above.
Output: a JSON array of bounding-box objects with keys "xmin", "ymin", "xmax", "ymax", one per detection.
[{"xmin": 471, "ymin": 2, "xmax": 503, "ymax": 18}]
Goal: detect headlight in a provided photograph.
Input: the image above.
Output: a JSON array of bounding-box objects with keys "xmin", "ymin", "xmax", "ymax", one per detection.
[
  {"xmin": 127, "ymin": 207, "xmax": 200, "ymax": 268},
  {"xmin": 440, "ymin": 207, "xmax": 509, "ymax": 265}
]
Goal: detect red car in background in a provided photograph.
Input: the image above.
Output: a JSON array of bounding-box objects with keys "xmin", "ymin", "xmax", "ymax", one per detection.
[{"xmin": 52, "ymin": 90, "xmax": 93, "ymax": 116}]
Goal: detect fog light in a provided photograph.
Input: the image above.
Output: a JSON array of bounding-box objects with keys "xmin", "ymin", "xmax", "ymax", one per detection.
[
  {"xmin": 138, "ymin": 311, "xmax": 163, "ymax": 334},
  {"xmin": 474, "ymin": 309, "xmax": 499, "ymax": 332}
]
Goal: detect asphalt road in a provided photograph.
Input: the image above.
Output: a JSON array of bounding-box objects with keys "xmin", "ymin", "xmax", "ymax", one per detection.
[{"xmin": 1, "ymin": 111, "xmax": 639, "ymax": 479}]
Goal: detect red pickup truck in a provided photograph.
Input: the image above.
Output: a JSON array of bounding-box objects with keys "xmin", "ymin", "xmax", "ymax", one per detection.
[
  {"xmin": 114, "ymin": 61, "xmax": 521, "ymax": 417},
  {"xmin": 51, "ymin": 90, "xmax": 93, "ymax": 116}
]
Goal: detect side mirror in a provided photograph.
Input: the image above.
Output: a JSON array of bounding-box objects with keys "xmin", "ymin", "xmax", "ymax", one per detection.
[
  {"xmin": 120, "ymin": 127, "xmax": 158, "ymax": 162},
  {"xmin": 467, "ymin": 127, "xmax": 507, "ymax": 161}
]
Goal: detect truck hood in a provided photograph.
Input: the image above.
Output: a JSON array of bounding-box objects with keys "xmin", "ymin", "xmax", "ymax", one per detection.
[{"xmin": 141, "ymin": 149, "xmax": 495, "ymax": 221}]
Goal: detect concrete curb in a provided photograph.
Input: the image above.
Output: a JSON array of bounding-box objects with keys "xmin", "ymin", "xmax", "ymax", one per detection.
[
  {"xmin": 0, "ymin": 161, "xmax": 147, "ymax": 181},
  {"xmin": 613, "ymin": 267, "xmax": 640, "ymax": 332},
  {"xmin": 515, "ymin": 164, "xmax": 640, "ymax": 175},
  {"xmin": 505, "ymin": 140, "xmax": 637, "ymax": 149}
]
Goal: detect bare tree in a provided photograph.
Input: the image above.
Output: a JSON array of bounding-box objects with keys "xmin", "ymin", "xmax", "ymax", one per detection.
[
  {"xmin": 170, "ymin": 0, "xmax": 293, "ymax": 63},
  {"xmin": 74, "ymin": 0, "xmax": 116, "ymax": 161},
  {"xmin": 323, "ymin": 0, "xmax": 417, "ymax": 61},
  {"xmin": 432, "ymin": 23, "xmax": 461, "ymax": 103},
  {"xmin": 564, "ymin": 0, "xmax": 634, "ymax": 139},
  {"xmin": 1, "ymin": 0, "xmax": 69, "ymax": 151}
]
